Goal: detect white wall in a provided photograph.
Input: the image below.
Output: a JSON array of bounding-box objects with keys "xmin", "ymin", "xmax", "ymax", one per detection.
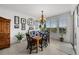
[
  {"xmin": 66, "ymin": 13, "xmax": 73, "ymax": 43},
  {"xmin": 74, "ymin": 6, "xmax": 79, "ymax": 54},
  {"xmin": 0, "ymin": 7, "xmax": 35, "ymax": 44},
  {"xmin": 73, "ymin": 8, "xmax": 77, "ymax": 54},
  {"xmin": 47, "ymin": 12, "xmax": 73, "ymax": 43},
  {"xmin": 76, "ymin": 16, "xmax": 79, "ymax": 54}
]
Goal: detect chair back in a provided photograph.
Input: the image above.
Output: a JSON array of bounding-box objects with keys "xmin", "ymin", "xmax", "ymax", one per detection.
[
  {"xmin": 26, "ymin": 33, "xmax": 30, "ymax": 42},
  {"xmin": 43, "ymin": 33, "xmax": 47, "ymax": 40}
]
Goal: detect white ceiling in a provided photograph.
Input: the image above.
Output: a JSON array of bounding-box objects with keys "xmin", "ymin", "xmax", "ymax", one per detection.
[{"xmin": 0, "ymin": 4, "xmax": 77, "ymax": 18}]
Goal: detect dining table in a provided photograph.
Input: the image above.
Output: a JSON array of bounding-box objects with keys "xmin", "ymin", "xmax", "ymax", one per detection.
[{"xmin": 32, "ymin": 35, "xmax": 42, "ymax": 53}]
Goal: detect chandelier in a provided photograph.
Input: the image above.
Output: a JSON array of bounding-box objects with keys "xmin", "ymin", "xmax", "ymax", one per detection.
[
  {"xmin": 39, "ymin": 10, "xmax": 46, "ymax": 31},
  {"xmin": 40, "ymin": 10, "xmax": 46, "ymax": 24}
]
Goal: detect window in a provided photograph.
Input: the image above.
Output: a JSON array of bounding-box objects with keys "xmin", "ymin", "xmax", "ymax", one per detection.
[
  {"xmin": 46, "ymin": 18, "xmax": 57, "ymax": 33},
  {"xmin": 50, "ymin": 18, "xmax": 57, "ymax": 33},
  {"xmin": 59, "ymin": 15, "xmax": 67, "ymax": 34},
  {"xmin": 46, "ymin": 19, "xmax": 51, "ymax": 28}
]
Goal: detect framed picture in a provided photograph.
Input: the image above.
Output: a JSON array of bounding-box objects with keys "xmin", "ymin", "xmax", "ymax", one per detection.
[
  {"xmin": 14, "ymin": 24, "xmax": 19, "ymax": 28},
  {"xmin": 14, "ymin": 16, "xmax": 19, "ymax": 28},
  {"xmin": 21, "ymin": 18, "xmax": 26, "ymax": 24},
  {"xmin": 14, "ymin": 16, "xmax": 19, "ymax": 24},
  {"xmin": 29, "ymin": 26, "xmax": 34, "ymax": 30},
  {"xmin": 77, "ymin": 4, "xmax": 79, "ymax": 15},
  {"xmin": 27, "ymin": 18, "xmax": 33, "ymax": 26},
  {"xmin": 77, "ymin": 5, "xmax": 79, "ymax": 27},
  {"xmin": 77, "ymin": 15, "xmax": 79, "ymax": 27},
  {"xmin": 21, "ymin": 24, "xmax": 26, "ymax": 30}
]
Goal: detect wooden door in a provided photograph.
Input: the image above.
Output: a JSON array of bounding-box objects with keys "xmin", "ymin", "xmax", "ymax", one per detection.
[
  {"xmin": 0, "ymin": 17, "xmax": 10, "ymax": 49},
  {"xmin": 0, "ymin": 20, "xmax": 2, "ymax": 33}
]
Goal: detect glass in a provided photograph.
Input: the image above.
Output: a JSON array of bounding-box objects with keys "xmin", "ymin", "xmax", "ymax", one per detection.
[{"xmin": 59, "ymin": 15, "xmax": 67, "ymax": 34}]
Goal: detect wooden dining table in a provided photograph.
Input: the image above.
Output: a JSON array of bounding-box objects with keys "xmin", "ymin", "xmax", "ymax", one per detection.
[{"xmin": 32, "ymin": 36, "xmax": 42, "ymax": 53}]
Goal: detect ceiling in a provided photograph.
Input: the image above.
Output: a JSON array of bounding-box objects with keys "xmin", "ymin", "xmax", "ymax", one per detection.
[{"xmin": 0, "ymin": 4, "xmax": 77, "ymax": 18}]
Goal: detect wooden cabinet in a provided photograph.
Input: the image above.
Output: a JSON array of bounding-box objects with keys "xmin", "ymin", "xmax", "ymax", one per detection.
[{"xmin": 0, "ymin": 17, "xmax": 10, "ymax": 49}]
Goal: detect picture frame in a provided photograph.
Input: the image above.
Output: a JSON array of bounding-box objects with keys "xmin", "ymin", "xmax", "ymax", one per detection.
[
  {"xmin": 14, "ymin": 24, "xmax": 19, "ymax": 28},
  {"xmin": 27, "ymin": 18, "xmax": 33, "ymax": 26},
  {"xmin": 77, "ymin": 15, "xmax": 79, "ymax": 27},
  {"xmin": 21, "ymin": 24, "xmax": 26, "ymax": 30},
  {"xmin": 77, "ymin": 4, "xmax": 79, "ymax": 15},
  {"xmin": 21, "ymin": 18, "xmax": 26, "ymax": 24},
  {"xmin": 77, "ymin": 4, "xmax": 79, "ymax": 27},
  {"xmin": 29, "ymin": 26, "xmax": 34, "ymax": 30},
  {"xmin": 14, "ymin": 16, "xmax": 20, "ymax": 28},
  {"xmin": 14, "ymin": 16, "xmax": 19, "ymax": 24}
]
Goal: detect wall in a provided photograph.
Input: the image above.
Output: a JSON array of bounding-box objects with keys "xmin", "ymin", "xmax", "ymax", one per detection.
[
  {"xmin": 76, "ymin": 16, "xmax": 79, "ymax": 54},
  {"xmin": 46, "ymin": 12, "xmax": 73, "ymax": 43},
  {"xmin": 0, "ymin": 7, "xmax": 35, "ymax": 44},
  {"xmin": 74, "ymin": 5, "xmax": 79, "ymax": 54}
]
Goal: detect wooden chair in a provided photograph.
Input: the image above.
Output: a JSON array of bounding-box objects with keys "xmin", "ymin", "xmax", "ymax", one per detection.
[
  {"xmin": 26, "ymin": 33, "xmax": 37, "ymax": 54},
  {"xmin": 43, "ymin": 33, "xmax": 48, "ymax": 47},
  {"xmin": 26, "ymin": 33, "xmax": 30, "ymax": 49},
  {"xmin": 39, "ymin": 31, "xmax": 48, "ymax": 47},
  {"xmin": 26, "ymin": 33, "xmax": 43, "ymax": 54}
]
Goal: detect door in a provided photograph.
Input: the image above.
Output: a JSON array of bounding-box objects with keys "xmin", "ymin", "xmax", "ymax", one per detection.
[{"xmin": 0, "ymin": 17, "xmax": 10, "ymax": 49}]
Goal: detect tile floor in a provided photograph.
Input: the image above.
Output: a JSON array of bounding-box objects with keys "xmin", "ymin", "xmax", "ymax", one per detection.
[{"xmin": 0, "ymin": 39, "xmax": 75, "ymax": 55}]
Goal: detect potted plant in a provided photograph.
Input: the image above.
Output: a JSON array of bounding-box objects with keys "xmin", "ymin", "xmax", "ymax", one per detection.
[
  {"xmin": 59, "ymin": 27, "xmax": 65, "ymax": 42},
  {"xmin": 60, "ymin": 33, "xmax": 64, "ymax": 42},
  {"xmin": 15, "ymin": 32, "xmax": 24, "ymax": 43}
]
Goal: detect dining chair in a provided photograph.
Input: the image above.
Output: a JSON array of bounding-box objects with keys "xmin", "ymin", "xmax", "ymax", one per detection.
[
  {"xmin": 26, "ymin": 33, "xmax": 30, "ymax": 49},
  {"xmin": 42, "ymin": 32, "xmax": 48, "ymax": 47},
  {"xmin": 45, "ymin": 30, "xmax": 50, "ymax": 43},
  {"xmin": 26, "ymin": 33, "xmax": 37, "ymax": 54},
  {"xmin": 39, "ymin": 32, "xmax": 47, "ymax": 47},
  {"xmin": 26, "ymin": 33, "xmax": 44, "ymax": 54}
]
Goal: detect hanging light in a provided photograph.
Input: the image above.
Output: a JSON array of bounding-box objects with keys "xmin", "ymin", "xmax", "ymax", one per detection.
[
  {"xmin": 39, "ymin": 10, "xmax": 46, "ymax": 31},
  {"xmin": 40, "ymin": 10, "xmax": 46, "ymax": 24}
]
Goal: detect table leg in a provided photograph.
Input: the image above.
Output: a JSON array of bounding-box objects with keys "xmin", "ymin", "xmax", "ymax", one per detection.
[
  {"xmin": 41, "ymin": 39, "xmax": 43, "ymax": 51},
  {"xmin": 36, "ymin": 39, "xmax": 39, "ymax": 53}
]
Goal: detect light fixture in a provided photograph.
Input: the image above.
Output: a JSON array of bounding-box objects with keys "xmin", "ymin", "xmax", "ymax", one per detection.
[
  {"xmin": 40, "ymin": 10, "xmax": 46, "ymax": 24},
  {"xmin": 39, "ymin": 10, "xmax": 46, "ymax": 31}
]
